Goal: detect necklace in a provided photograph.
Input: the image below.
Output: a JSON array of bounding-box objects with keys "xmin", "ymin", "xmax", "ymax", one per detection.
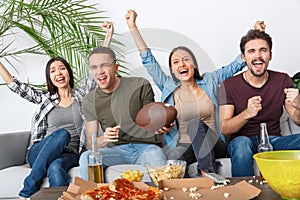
[{"xmin": 244, "ymin": 71, "xmax": 269, "ymax": 88}]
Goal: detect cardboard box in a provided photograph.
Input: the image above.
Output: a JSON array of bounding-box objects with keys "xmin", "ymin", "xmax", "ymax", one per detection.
[
  {"xmin": 59, "ymin": 177, "xmax": 261, "ymax": 200},
  {"xmin": 159, "ymin": 178, "xmax": 261, "ymax": 200}
]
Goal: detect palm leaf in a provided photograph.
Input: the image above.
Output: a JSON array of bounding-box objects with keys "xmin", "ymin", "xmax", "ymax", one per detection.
[{"xmin": 0, "ymin": 0, "xmax": 126, "ymax": 88}]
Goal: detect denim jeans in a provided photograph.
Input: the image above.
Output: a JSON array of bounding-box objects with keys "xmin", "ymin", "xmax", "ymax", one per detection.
[
  {"xmin": 167, "ymin": 119, "xmax": 226, "ymax": 175},
  {"xmin": 79, "ymin": 143, "xmax": 166, "ymax": 181},
  {"xmin": 19, "ymin": 129, "xmax": 79, "ymax": 198},
  {"xmin": 228, "ymin": 134, "xmax": 300, "ymax": 177}
]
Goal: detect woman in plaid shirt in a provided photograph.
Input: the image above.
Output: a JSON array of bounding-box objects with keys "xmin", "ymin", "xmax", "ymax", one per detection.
[{"xmin": 0, "ymin": 22, "xmax": 113, "ymax": 199}]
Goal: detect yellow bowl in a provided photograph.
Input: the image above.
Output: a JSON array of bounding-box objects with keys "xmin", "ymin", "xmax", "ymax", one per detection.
[{"xmin": 253, "ymin": 150, "xmax": 300, "ymax": 200}]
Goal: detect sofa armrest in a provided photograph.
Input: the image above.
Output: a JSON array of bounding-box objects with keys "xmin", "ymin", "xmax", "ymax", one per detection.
[{"xmin": 0, "ymin": 131, "xmax": 31, "ymax": 170}]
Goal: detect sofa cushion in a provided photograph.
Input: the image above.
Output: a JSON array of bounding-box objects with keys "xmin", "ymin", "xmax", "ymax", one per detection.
[
  {"xmin": 0, "ymin": 164, "xmax": 80, "ymax": 198},
  {"xmin": 0, "ymin": 131, "xmax": 30, "ymax": 170},
  {"xmin": 0, "ymin": 164, "xmax": 32, "ymax": 198}
]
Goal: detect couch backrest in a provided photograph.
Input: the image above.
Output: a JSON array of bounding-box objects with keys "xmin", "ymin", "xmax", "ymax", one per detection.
[{"xmin": 0, "ymin": 131, "xmax": 31, "ymax": 170}]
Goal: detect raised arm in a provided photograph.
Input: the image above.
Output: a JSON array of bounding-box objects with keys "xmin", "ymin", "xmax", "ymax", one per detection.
[
  {"xmin": 0, "ymin": 61, "xmax": 42, "ymax": 104},
  {"xmin": 125, "ymin": 10, "xmax": 148, "ymax": 53},
  {"xmin": 0, "ymin": 61, "xmax": 14, "ymax": 84},
  {"xmin": 102, "ymin": 21, "xmax": 114, "ymax": 48}
]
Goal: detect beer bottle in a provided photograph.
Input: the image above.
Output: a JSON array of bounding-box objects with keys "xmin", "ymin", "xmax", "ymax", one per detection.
[
  {"xmin": 88, "ymin": 132, "xmax": 104, "ymax": 183},
  {"xmin": 257, "ymin": 123, "xmax": 273, "ymax": 153}
]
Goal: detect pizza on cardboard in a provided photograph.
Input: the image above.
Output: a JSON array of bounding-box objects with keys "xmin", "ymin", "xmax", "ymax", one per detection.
[{"xmin": 58, "ymin": 177, "xmax": 261, "ymax": 200}]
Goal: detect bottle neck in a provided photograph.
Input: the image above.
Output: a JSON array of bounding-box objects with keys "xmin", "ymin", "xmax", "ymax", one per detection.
[
  {"xmin": 260, "ymin": 123, "xmax": 270, "ymax": 144},
  {"xmin": 91, "ymin": 132, "xmax": 98, "ymax": 152}
]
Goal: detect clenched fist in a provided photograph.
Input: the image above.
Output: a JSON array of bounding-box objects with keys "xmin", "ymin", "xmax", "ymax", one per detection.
[{"xmin": 246, "ymin": 96, "xmax": 262, "ymax": 118}]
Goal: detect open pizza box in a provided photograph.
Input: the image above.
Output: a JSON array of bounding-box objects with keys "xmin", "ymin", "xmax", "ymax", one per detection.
[
  {"xmin": 58, "ymin": 177, "xmax": 154, "ymax": 200},
  {"xmin": 158, "ymin": 177, "xmax": 261, "ymax": 200},
  {"xmin": 58, "ymin": 177, "xmax": 261, "ymax": 200}
]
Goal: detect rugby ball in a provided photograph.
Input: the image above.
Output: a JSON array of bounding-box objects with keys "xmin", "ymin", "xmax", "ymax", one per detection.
[{"xmin": 135, "ymin": 102, "xmax": 177, "ymax": 132}]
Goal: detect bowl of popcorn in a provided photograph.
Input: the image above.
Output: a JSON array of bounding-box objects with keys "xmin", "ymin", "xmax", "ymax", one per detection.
[
  {"xmin": 147, "ymin": 160, "xmax": 186, "ymax": 185},
  {"xmin": 253, "ymin": 150, "xmax": 300, "ymax": 200}
]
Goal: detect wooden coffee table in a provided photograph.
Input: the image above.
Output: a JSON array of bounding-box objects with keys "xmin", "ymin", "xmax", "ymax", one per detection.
[
  {"xmin": 30, "ymin": 186, "xmax": 67, "ymax": 200},
  {"xmin": 30, "ymin": 176, "xmax": 281, "ymax": 200}
]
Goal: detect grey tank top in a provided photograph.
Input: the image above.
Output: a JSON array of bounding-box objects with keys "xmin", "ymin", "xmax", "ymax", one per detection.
[{"xmin": 46, "ymin": 100, "xmax": 82, "ymax": 154}]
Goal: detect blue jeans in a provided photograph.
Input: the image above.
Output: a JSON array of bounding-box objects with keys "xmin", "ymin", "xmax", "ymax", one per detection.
[
  {"xmin": 228, "ymin": 134, "xmax": 300, "ymax": 177},
  {"xmin": 79, "ymin": 143, "xmax": 166, "ymax": 181},
  {"xmin": 19, "ymin": 129, "xmax": 79, "ymax": 198}
]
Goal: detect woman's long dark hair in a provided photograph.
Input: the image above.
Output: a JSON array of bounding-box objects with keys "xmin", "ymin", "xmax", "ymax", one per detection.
[
  {"xmin": 168, "ymin": 46, "xmax": 202, "ymax": 83},
  {"xmin": 45, "ymin": 57, "xmax": 74, "ymax": 95}
]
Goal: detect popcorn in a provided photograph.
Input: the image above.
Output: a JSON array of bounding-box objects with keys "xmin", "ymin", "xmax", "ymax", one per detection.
[
  {"xmin": 189, "ymin": 192, "xmax": 202, "ymax": 199},
  {"xmin": 211, "ymin": 184, "xmax": 225, "ymax": 190},
  {"xmin": 263, "ymin": 180, "xmax": 267, "ymax": 184},
  {"xmin": 182, "ymin": 187, "xmax": 188, "ymax": 192},
  {"xmin": 224, "ymin": 192, "xmax": 230, "ymax": 198},
  {"xmin": 189, "ymin": 187, "xmax": 198, "ymax": 192}
]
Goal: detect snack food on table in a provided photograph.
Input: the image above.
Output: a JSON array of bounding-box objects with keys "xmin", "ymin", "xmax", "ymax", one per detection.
[
  {"xmin": 80, "ymin": 178, "xmax": 162, "ymax": 200},
  {"xmin": 121, "ymin": 169, "xmax": 143, "ymax": 182},
  {"xmin": 147, "ymin": 160, "xmax": 186, "ymax": 185}
]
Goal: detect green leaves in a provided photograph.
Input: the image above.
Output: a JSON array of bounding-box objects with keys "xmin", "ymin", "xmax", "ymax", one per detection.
[
  {"xmin": 0, "ymin": 0, "xmax": 122, "ymax": 88},
  {"xmin": 293, "ymin": 79, "xmax": 300, "ymax": 90}
]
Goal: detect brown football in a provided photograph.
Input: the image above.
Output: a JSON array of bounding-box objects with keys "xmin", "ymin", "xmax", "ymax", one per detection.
[{"xmin": 135, "ymin": 102, "xmax": 177, "ymax": 132}]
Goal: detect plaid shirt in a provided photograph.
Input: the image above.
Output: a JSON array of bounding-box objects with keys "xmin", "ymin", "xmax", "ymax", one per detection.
[{"xmin": 8, "ymin": 75, "xmax": 96, "ymax": 153}]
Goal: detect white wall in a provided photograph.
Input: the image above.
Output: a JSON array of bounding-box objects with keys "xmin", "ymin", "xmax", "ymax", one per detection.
[{"xmin": 1, "ymin": 0, "xmax": 300, "ymax": 133}]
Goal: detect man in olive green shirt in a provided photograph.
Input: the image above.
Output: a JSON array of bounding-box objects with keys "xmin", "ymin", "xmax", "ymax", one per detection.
[{"xmin": 79, "ymin": 46, "xmax": 166, "ymax": 181}]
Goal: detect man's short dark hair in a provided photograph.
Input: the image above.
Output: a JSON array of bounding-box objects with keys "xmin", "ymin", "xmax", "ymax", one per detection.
[
  {"xmin": 240, "ymin": 29, "xmax": 273, "ymax": 54},
  {"xmin": 88, "ymin": 46, "xmax": 116, "ymax": 61},
  {"xmin": 292, "ymin": 72, "xmax": 300, "ymax": 80}
]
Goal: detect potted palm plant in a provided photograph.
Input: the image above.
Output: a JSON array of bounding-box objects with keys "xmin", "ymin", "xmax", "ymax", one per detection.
[{"xmin": 0, "ymin": 0, "xmax": 122, "ymax": 88}]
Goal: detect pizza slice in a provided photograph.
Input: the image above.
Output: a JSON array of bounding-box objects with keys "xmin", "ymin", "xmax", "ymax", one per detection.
[{"xmin": 80, "ymin": 178, "xmax": 162, "ymax": 200}]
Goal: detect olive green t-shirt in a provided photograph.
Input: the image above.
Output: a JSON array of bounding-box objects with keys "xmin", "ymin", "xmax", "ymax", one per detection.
[{"xmin": 82, "ymin": 77, "xmax": 162, "ymax": 146}]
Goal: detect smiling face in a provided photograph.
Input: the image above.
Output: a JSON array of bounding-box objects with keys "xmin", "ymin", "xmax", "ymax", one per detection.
[
  {"xmin": 49, "ymin": 60, "xmax": 71, "ymax": 89},
  {"xmin": 242, "ymin": 38, "xmax": 272, "ymax": 77},
  {"xmin": 170, "ymin": 49, "xmax": 196, "ymax": 82},
  {"xmin": 89, "ymin": 53, "xmax": 118, "ymax": 93}
]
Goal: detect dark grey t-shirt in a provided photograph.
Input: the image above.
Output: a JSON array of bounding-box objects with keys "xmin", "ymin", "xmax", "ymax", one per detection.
[
  {"xmin": 46, "ymin": 100, "xmax": 82, "ymax": 154},
  {"xmin": 82, "ymin": 77, "xmax": 162, "ymax": 146}
]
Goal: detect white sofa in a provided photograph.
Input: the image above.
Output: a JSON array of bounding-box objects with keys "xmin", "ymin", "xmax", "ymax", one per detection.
[{"xmin": 0, "ymin": 131, "xmax": 80, "ymax": 199}]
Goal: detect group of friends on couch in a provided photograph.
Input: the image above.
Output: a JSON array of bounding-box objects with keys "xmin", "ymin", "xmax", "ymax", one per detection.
[{"xmin": 1, "ymin": 10, "xmax": 300, "ymax": 199}]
